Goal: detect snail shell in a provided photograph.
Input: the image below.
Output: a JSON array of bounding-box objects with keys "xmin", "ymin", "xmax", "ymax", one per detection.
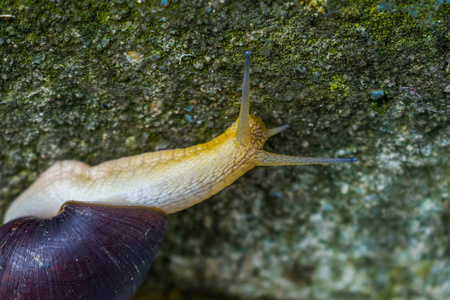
[{"xmin": 0, "ymin": 201, "xmax": 167, "ymax": 300}]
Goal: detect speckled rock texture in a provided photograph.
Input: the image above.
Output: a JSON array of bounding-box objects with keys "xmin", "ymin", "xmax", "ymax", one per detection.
[{"xmin": 0, "ymin": 1, "xmax": 448, "ymax": 299}]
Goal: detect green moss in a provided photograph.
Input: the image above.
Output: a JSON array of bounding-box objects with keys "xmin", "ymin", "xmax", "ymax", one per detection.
[
  {"xmin": 96, "ymin": 9, "xmax": 110, "ymax": 24},
  {"xmin": 329, "ymin": 75, "xmax": 349, "ymax": 92},
  {"xmin": 371, "ymin": 100, "xmax": 389, "ymax": 114}
]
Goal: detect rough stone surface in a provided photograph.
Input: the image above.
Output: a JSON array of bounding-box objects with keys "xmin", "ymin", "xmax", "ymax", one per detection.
[{"xmin": 0, "ymin": 1, "xmax": 448, "ymax": 299}]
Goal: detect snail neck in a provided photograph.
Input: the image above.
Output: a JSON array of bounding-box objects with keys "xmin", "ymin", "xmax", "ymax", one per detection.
[{"xmin": 147, "ymin": 115, "xmax": 269, "ymax": 213}]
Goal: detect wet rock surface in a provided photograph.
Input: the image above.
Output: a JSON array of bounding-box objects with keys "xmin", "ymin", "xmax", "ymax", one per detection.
[{"xmin": 0, "ymin": 1, "xmax": 448, "ymax": 299}]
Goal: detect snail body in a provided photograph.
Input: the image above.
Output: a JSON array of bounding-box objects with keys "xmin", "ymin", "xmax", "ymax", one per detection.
[{"xmin": 1, "ymin": 51, "xmax": 356, "ymax": 299}]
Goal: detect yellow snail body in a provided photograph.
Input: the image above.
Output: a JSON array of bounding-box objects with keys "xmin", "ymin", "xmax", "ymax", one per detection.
[{"xmin": 0, "ymin": 51, "xmax": 356, "ymax": 299}]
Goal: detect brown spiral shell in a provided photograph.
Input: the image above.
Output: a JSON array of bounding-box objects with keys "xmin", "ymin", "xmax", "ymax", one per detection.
[{"xmin": 0, "ymin": 201, "xmax": 168, "ymax": 300}]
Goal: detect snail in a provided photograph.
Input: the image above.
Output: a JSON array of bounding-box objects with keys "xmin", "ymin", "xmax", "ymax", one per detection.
[{"xmin": 0, "ymin": 51, "xmax": 356, "ymax": 300}]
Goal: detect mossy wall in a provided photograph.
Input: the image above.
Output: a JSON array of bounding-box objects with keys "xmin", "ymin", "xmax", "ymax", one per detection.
[{"xmin": 0, "ymin": 0, "xmax": 448, "ymax": 299}]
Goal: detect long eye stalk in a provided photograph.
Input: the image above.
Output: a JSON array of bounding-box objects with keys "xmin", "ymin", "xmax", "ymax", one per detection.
[
  {"xmin": 236, "ymin": 50, "xmax": 252, "ymax": 145},
  {"xmin": 256, "ymin": 152, "xmax": 357, "ymax": 166}
]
